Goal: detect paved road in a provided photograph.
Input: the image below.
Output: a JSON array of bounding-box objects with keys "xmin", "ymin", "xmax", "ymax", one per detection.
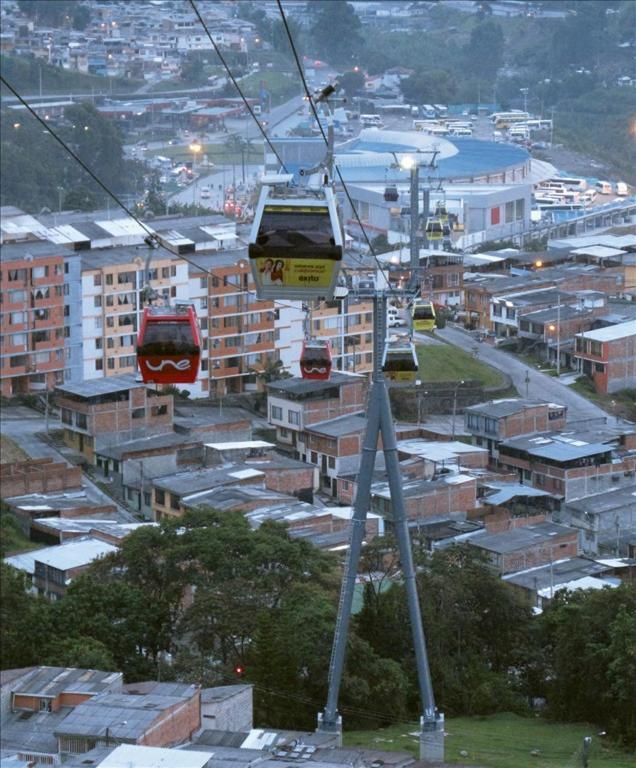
[
  {"xmin": 436, "ymin": 325, "xmax": 612, "ymax": 424},
  {"xmin": 1, "ymin": 407, "xmax": 136, "ymax": 522}
]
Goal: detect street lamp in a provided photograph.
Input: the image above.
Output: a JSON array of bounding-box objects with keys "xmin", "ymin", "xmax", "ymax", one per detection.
[
  {"xmin": 189, "ymin": 142, "xmax": 202, "ymax": 211},
  {"xmin": 547, "ymin": 293, "xmax": 561, "ymax": 375},
  {"xmin": 520, "ymin": 87, "xmax": 529, "ymax": 114}
]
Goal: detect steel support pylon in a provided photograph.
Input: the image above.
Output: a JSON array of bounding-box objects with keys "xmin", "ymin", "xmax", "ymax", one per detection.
[{"xmin": 317, "ymin": 291, "xmax": 444, "ymax": 762}]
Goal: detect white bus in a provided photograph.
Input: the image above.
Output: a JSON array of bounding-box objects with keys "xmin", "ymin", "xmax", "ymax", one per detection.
[
  {"xmin": 413, "ymin": 119, "xmax": 442, "ymax": 132},
  {"xmin": 449, "ymin": 126, "xmax": 472, "ymax": 136},
  {"xmin": 360, "ymin": 114, "xmax": 383, "ymax": 127},
  {"xmin": 550, "ymin": 176, "xmax": 587, "ymax": 192},
  {"xmin": 491, "ymin": 110, "xmax": 530, "ymax": 128},
  {"xmin": 595, "ymin": 180, "xmax": 613, "ymax": 194}
]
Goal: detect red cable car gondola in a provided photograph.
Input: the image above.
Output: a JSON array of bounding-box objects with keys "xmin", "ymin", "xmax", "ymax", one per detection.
[
  {"xmin": 136, "ymin": 305, "xmax": 201, "ymax": 385},
  {"xmin": 300, "ymin": 339, "xmax": 332, "ymax": 380}
]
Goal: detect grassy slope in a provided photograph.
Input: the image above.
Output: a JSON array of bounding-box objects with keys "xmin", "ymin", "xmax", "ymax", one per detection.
[
  {"xmin": 416, "ymin": 343, "xmax": 504, "ymax": 387},
  {"xmin": 0, "ymin": 434, "xmax": 28, "ymax": 463},
  {"xmin": 0, "ymin": 54, "xmax": 141, "ymax": 95},
  {"xmin": 344, "ymin": 713, "xmax": 635, "ymax": 768}
]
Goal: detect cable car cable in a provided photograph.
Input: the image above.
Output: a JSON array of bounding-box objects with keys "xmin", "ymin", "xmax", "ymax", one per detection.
[
  {"xmin": 275, "ymin": 0, "xmax": 398, "ymax": 297},
  {"xmin": 187, "ymin": 0, "xmax": 289, "ymax": 175},
  {"xmin": 0, "ymin": 74, "xmax": 310, "ymax": 316}
]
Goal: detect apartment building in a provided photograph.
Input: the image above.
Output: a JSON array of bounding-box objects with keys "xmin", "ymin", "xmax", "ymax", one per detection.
[
  {"xmin": 267, "ymin": 373, "xmax": 368, "ymax": 459},
  {"xmin": 304, "ymin": 414, "xmax": 368, "ymax": 495},
  {"xmin": 309, "ymin": 297, "xmax": 375, "ymax": 374},
  {"xmin": 79, "ymin": 248, "xmax": 189, "ymax": 383},
  {"xmin": 574, "ymin": 320, "xmax": 636, "ymax": 393},
  {"xmin": 55, "ymin": 375, "xmax": 173, "ymax": 462},
  {"xmin": 464, "ymin": 399, "xmax": 567, "ymax": 458},
  {"xmin": 0, "ymin": 242, "xmax": 66, "ymax": 397},
  {"xmin": 497, "ymin": 429, "xmax": 636, "ymax": 501}
]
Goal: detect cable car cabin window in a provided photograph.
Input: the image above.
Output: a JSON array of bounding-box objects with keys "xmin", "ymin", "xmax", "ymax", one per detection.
[
  {"xmin": 413, "ymin": 305, "xmax": 434, "ymax": 321},
  {"xmin": 256, "ymin": 210, "xmax": 336, "ymax": 249},
  {"xmin": 302, "ymin": 346, "xmax": 329, "ymax": 363},
  {"xmin": 138, "ymin": 322, "xmax": 198, "ymax": 356},
  {"xmin": 383, "ymin": 353, "xmax": 418, "ymax": 371}
]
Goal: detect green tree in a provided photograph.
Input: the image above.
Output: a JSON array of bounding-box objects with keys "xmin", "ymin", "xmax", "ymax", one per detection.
[
  {"xmin": 338, "ymin": 69, "xmax": 365, "ymax": 98},
  {"xmin": 0, "ymin": 563, "xmax": 52, "ymax": 669},
  {"xmin": 72, "ymin": 4, "xmax": 91, "ymax": 31},
  {"xmin": 254, "ymin": 357, "xmax": 292, "ymax": 384},
  {"xmin": 399, "ymin": 69, "xmax": 457, "ymax": 105},
  {"xmin": 44, "ymin": 637, "xmax": 117, "ymax": 670},
  {"xmin": 17, "ymin": 0, "xmax": 74, "ymax": 25},
  {"xmin": 537, "ymin": 583, "xmax": 636, "ymax": 745},
  {"xmin": 308, "ymin": 1, "xmax": 363, "ymax": 65},
  {"xmin": 462, "ymin": 20, "xmax": 504, "ymax": 82}
]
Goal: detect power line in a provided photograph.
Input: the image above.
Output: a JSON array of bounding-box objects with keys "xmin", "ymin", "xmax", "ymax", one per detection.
[
  {"xmin": 187, "ymin": 0, "xmax": 289, "ymax": 175},
  {"xmin": 274, "ymin": 0, "xmax": 396, "ymax": 293},
  {"xmin": 0, "ymin": 73, "xmax": 302, "ymax": 314}
]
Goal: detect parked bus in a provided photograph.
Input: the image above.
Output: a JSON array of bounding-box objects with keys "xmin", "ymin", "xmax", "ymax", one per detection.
[
  {"xmin": 360, "ymin": 114, "xmax": 383, "ymax": 127},
  {"xmin": 491, "ymin": 110, "xmax": 530, "ymax": 128},
  {"xmin": 550, "ymin": 176, "xmax": 587, "ymax": 192},
  {"xmin": 413, "ymin": 119, "xmax": 441, "ymax": 131}
]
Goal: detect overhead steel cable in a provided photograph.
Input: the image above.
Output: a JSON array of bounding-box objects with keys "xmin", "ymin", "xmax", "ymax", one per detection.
[
  {"xmin": 274, "ymin": 0, "xmax": 398, "ymax": 293},
  {"xmin": 187, "ymin": 0, "xmax": 371, "ymax": 276},
  {"xmin": 0, "ymin": 73, "xmax": 305, "ymax": 313},
  {"xmin": 187, "ymin": 0, "xmax": 289, "ymax": 175}
]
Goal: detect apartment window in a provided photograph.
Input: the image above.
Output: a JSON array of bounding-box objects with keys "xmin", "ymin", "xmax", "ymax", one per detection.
[
  {"xmin": 328, "ymin": 456, "xmax": 336, "ymax": 469},
  {"xmin": 77, "ymin": 413, "xmax": 87, "ymax": 429},
  {"xmin": 591, "ymin": 341, "xmax": 602, "ymax": 356},
  {"xmin": 10, "ymin": 333, "xmax": 26, "ymax": 346},
  {"xmin": 200, "ymin": 317, "xmax": 208, "ymax": 331},
  {"xmin": 120, "ymin": 355, "xmax": 136, "ymax": 367},
  {"xmin": 107, "ymin": 358, "xmax": 115, "ymax": 370},
  {"xmin": 171, "ymin": 265, "xmax": 176, "ymax": 277},
  {"xmin": 118, "ymin": 271, "xmax": 134, "ymax": 284},
  {"xmin": 32, "ymin": 266, "xmax": 49, "ymax": 279},
  {"xmin": 155, "ymin": 490, "xmax": 165, "ymax": 505},
  {"xmin": 505, "ymin": 201, "xmax": 514, "ymax": 223},
  {"xmin": 467, "ymin": 414, "xmax": 480, "ymax": 430},
  {"xmin": 32, "ymin": 330, "xmax": 50, "ymax": 343},
  {"xmin": 93, "ymin": 274, "xmax": 102, "ymax": 286},
  {"xmin": 144, "ymin": 492, "xmax": 152, "ymax": 507},
  {"xmin": 279, "ymin": 427, "xmax": 289, "ymax": 438},
  {"xmin": 288, "ymin": 410, "xmax": 300, "ymax": 425},
  {"xmin": 94, "ymin": 296, "xmax": 102, "ymax": 308},
  {"xmin": 105, "ymin": 274, "xmax": 114, "ymax": 286},
  {"xmin": 595, "ymin": 362, "xmax": 605, "ymax": 373},
  {"xmin": 9, "ymin": 311, "xmax": 25, "ymax": 325},
  {"xmin": 35, "ymin": 351, "xmax": 50, "ymax": 364},
  {"xmin": 212, "ymin": 277, "xmax": 219, "ymax": 288},
  {"xmin": 200, "ymin": 297, "xmax": 208, "ymax": 310},
  {"xmin": 162, "ymin": 267, "xmax": 170, "ymax": 278},
  {"xmin": 201, "ymin": 359, "xmax": 208, "ymax": 371},
  {"xmin": 535, "ymin": 473, "xmax": 545, "ymax": 486},
  {"xmin": 200, "ymin": 277, "xmax": 208, "ymax": 289},
  {"xmin": 132, "ymin": 408, "xmax": 145, "ymax": 419},
  {"xmin": 107, "ymin": 337, "xmax": 114, "ymax": 349},
  {"xmin": 9, "ymin": 290, "xmax": 25, "ymax": 303},
  {"xmin": 449, "ymin": 272, "xmax": 460, "ymax": 287},
  {"xmin": 151, "ymin": 404, "xmax": 168, "ymax": 416},
  {"xmin": 61, "ymin": 408, "xmax": 72, "ymax": 425},
  {"xmin": 8, "ymin": 269, "xmax": 27, "ymax": 282},
  {"xmin": 271, "ymin": 405, "xmax": 283, "ymax": 420},
  {"xmin": 64, "ymin": 326, "xmax": 70, "ymax": 338},
  {"xmin": 311, "ymin": 452, "xmax": 318, "ymax": 463},
  {"xmin": 484, "ymin": 418, "xmax": 498, "ymax": 436},
  {"xmin": 493, "ymin": 303, "xmax": 502, "ymax": 317},
  {"xmin": 223, "ymin": 317, "xmax": 234, "ymax": 328},
  {"xmin": 95, "ymin": 338, "xmax": 103, "ymax": 350},
  {"xmin": 170, "ymin": 494, "xmax": 180, "ymax": 511}
]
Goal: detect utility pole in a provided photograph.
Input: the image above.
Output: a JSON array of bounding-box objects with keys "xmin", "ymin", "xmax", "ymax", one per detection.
[
  {"xmin": 451, "ymin": 379, "xmax": 465, "ymax": 439},
  {"xmin": 556, "ymin": 293, "xmax": 561, "ymax": 376}
]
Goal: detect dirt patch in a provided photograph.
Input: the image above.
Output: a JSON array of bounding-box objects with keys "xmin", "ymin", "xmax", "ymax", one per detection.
[{"xmin": 0, "ymin": 434, "xmax": 28, "ymax": 464}]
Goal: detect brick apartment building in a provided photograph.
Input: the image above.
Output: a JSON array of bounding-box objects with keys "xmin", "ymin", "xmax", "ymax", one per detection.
[
  {"xmin": 464, "ymin": 399, "xmax": 567, "ymax": 458},
  {"xmin": 371, "ymin": 474, "xmax": 477, "ymax": 522},
  {"xmin": 305, "ymin": 414, "xmax": 367, "ymax": 496},
  {"xmin": 0, "ymin": 242, "xmax": 66, "ymax": 397},
  {"xmin": 55, "ymin": 375, "xmax": 173, "ymax": 462},
  {"xmin": 468, "ymin": 521, "xmax": 579, "ymax": 575},
  {"xmin": 497, "ymin": 429, "xmax": 636, "ymax": 501},
  {"xmin": 309, "ymin": 297, "xmax": 375, "ymax": 374},
  {"xmin": 574, "ymin": 320, "xmax": 636, "ymax": 393},
  {"xmin": 267, "ymin": 373, "xmax": 368, "ymax": 459}
]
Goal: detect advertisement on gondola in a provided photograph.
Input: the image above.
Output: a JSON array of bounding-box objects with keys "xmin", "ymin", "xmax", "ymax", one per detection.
[{"xmin": 254, "ymin": 257, "xmax": 336, "ymax": 290}]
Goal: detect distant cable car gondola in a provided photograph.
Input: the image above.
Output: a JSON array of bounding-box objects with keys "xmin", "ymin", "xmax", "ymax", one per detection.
[
  {"xmin": 300, "ymin": 339, "xmax": 332, "ymax": 380},
  {"xmin": 382, "ymin": 341, "xmax": 419, "ymax": 384},
  {"xmin": 425, "ymin": 217, "xmax": 443, "ymax": 241},
  {"xmin": 136, "ymin": 305, "xmax": 201, "ymax": 384},
  {"xmin": 435, "ymin": 202, "xmax": 448, "ymax": 222},
  {"xmin": 248, "ymin": 183, "xmax": 343, "ymax": 300},
  {"xmin": 384, "ymin": 185, "xmax": 399, "ymax": 202},
  {"xmin": 411, "ymin": 301, "xmax": 436, "ymax": 332}
]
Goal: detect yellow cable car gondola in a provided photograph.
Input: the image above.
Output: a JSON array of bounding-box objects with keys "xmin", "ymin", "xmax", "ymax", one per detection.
[
  {"xmin": 411, "ymin": 301, "xmax": 436, "ymax": 332},
  {"xmin": 382, "ymin": 341, "xmax": 419, "ymax": 384},
  {"xmin": 248, "ymin": 184, "xmax": 343, "ymax": 300},
  {"xmin": 425, "ymin": 217, "xmax": 443, "ymax": 241}
]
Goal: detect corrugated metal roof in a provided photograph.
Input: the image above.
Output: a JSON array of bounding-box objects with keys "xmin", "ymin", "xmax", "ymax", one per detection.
[{"xmin": 575, "ymin": 319, "xmax": 636, "ymax": 342}]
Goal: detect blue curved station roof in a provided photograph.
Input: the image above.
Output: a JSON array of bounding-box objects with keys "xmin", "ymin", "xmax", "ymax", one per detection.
[{"xmin": 340, "ymin": 137, "xmax": 529, "ymax": 182}]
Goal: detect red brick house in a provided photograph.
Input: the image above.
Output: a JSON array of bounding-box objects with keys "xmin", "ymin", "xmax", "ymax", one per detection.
[{"xmin": 574, "ymin": 321, "xmax": 636, "ymax": 393}]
